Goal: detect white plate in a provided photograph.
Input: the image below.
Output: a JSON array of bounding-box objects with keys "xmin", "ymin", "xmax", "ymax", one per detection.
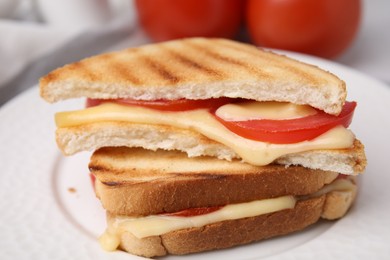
[{"xmin": 1, "ymin": 52, "xmax": 390, "ymax": 259}]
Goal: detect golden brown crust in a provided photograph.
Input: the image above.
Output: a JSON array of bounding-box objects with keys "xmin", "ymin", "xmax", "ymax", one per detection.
[
  {"xmin": 117, "ymin": 196, "xmax": 326, "ymax": 257},
  {"xmin": 91, "ymin": 147, "xmax": 339, "ymax": 216},
  {"xmin": 40, "ymin": 38, "xmax": 346, "ymax": 115},
  {"xmin": 276, "ymin": 139, "xmax": 367, "ymax": 175},
  {"xmin": 113, "ymin": 184, "xmax": 357, "ymax": 257},
  {"xmin": 350, "ymin": 140, "xmax": 367, "ymax": 173}
]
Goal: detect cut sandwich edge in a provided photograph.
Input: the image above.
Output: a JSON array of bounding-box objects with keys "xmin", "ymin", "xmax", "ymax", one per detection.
[{"xmin": 108, "ymin": 184, "xmax": 355, "ymax": 258}]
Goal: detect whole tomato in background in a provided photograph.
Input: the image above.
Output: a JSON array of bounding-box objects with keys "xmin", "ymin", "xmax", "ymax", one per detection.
[
  {"xmin": 246, "ymin": 0, "xmax": 361, "ymax": 58},
  {"xmin": 135, "ymin": 0, "xmax": 244, "ymax": 42}
]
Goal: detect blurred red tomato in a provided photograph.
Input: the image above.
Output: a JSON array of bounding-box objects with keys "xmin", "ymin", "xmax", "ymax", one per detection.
[
  {"xmin": 246, "ymin": 0, "xmax": 361, "ymax": 58},
  {"xmin": 135, "ymin": 0, "xmax": 244, "ymax": 42}
]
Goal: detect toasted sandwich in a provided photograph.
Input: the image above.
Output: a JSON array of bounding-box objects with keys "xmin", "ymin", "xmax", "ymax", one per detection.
[{"xmin": 40, "ymin": 38, "xmax": 366, "ymax": 257}]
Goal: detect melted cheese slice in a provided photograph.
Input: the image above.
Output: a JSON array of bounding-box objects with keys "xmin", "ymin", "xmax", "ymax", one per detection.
[
  {"xmin": 308, "ymin": 177, "xmax": 356, "ymax": 198},
  {"xmin": 99, "ymin": 195, "xmax": 296, "ymax": 251},
  {"xmin": 216, "ymin": 101, "xmax": 317, "ymax": 121},
  {"xmin": 55, "ymin": 102, "xmax": 355, "ymax": 166},
  {"xmin": 98, "ymin": 177, "xmax": 356, "ymax": 251}
]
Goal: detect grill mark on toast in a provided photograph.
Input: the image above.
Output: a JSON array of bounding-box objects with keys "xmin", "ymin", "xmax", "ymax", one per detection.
[
  {"xmin": 112, "ymin": 64, "xmax": 142, "ymax": 85},
  {"xmin": 142, "ymin": 56, "xmax": 180, "ymax": 83},
  {"xmin": 212, "ymin": 40, "xmax": 285, "ymax": 67},
  {"xmin": 66, "ymin": 61, "xmax": 100, "ymax": 81},
  {"xmin": 89, "ymin": 164, "xmax": 130, "ymax": 186},
  {"xmin": 101, "ymin": 181, "xmax": 121, "ymax": 186},
  {"xmin": 90, "ymin": 164, "xmax": 228, "ymax": 185},
  {"xmin": 214, "ymin": 39, "xmax": 263, "ymax": 57},
  {"xmin": 284, "ymin": 64, "xmax": 320, "ymax": 85},
  {"xmin": 212, "ymin": 40, "xmax": 320, "ymax": 83},
  {"xmin": 102, "ymin": 53, "xmax": 142, "ymax": 85},
  {"xmin": 100, "ymin": 173, "xmax": 227, "ymax": 188},
  {"xmin": 89, "ymin": 164, "xmax": 106, "ymax": 173},
  {"xmin": 212, "ymin": 40, "xmax": 321, "ymax": 83},
  {"xmin": 186, "ymin": 42, "xmax": 245, "ymax": 66},
  {"xmin": 164, "ymin": 48, "xmax": 224, "ymax": 79},
  {"xmin": 186, "ymin": 41, "xmax": 272, "ymax": 79}
]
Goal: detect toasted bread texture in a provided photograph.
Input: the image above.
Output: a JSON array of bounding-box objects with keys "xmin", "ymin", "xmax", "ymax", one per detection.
[
  {"xmin": 93, "ymin": 146, "xmax": 358, "ymax": 257},
  {"xmin": 109, "ymin": 190, "xmax": 356, "ymax": 257},
  {"xmin": 40, "ymin": 38, "xmax": 346, "ymax": 115},
  {"xmin": 70, "ymin": 122, "xmax": 365, "ymax": 175},
  {"xmin": 90, "ymin": 147, "xmax": 352, "ymax": 216}
]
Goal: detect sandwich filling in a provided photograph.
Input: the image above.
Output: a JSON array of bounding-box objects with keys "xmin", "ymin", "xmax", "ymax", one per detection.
[
  {"xmin": 55, "ymin": 99, "xmax": 355, "ymax": 166},
  {"xmin": 99, "ymin": 176, "xmax": 356, "ymax": 251}
]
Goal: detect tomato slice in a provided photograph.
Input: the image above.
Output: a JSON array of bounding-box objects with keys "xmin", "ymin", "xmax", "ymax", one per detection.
[
  {"xmin": 161, "ymin": 206, "xmax": 222, "ymax": 217},
  {"xmin": 86, "ymin": 97, "xmax": 234, "ymax": 111},
  {"xmin": 87, "ymin": 97, "xmax": 356, "ymax": 144},
  {"xmin": 89, "ymin": 173, "xmax": 96, "ymax": 192},
  {"xmin": 213, "ymin": 101, "xmax": 357, "ymax": 144},
  {"xmin": 86, "ymin": 98, "xmax": 104, "ymax": 108},
  {"xmin": 336, "ymin": 174, "xmax": 349, "ymax": 180}
]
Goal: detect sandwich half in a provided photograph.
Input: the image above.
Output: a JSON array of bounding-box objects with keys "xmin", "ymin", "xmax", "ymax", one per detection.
[
  {"xmin": 90, "ymin": 147, "xmax": 359, "ymax": 257},
  {"xmin": 40, "ymin": 38, "xmax": 366, "ymax": 257}
]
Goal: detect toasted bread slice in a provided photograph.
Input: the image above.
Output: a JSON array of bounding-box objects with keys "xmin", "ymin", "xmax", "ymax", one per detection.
[
  {"xmin": 107, "ymin": 190, "xmax": 356, "ymax": 257},
  {"xmin": 40, "ymin": 38, "xmax": 346, "ymax": 115},
  {"xmin": 70, "ymin": 121, "xmax": 365, "ymax": 174},
  {"xmin": 89, "ymin": 146, "xmax": 354, "ymax": 216}
]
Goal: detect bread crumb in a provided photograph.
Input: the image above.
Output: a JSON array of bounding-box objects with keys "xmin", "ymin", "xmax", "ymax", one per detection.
[{"xmin": 68, "ymin": 187, "xmax": 77, "ymax": 193}]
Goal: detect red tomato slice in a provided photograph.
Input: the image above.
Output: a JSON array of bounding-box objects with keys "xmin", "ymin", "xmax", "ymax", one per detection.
[
  {"xmin": 336, "ymin": 174, "xmax": 349, "ymax": 180},
  {"xmin": 86, "ymin": 97, "xmax": 234, "ymax": 111},
  {"xmin": 86, "ymin": 98, "xmax": 103, "ymax": 108},
  {"xmin": 161, "ymin": 206, "xmax": 222, "ymax": 217},
  {"xmin": 214, "ymin": 101, "xmax": 356, "ymax": 144},
  {"xmin": 89, "ymin": 173, "xmax": 96, "ymax": 192}
]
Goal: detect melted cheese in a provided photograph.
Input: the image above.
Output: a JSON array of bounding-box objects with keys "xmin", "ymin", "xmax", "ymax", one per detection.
[
  {"xmin": 307, "ymin": 177, "xmax": 356, "ymax": 198},
  {"xmin": 99, "ymin": 177, "xmax": 356, "ymax": 251},
  {"xmin": 216, "ymin": 101, "xmax": 317, "ymax": 121},
  {"xmin": 100, "ymin": 195, "xmax": 296, "ymax": 251},
  {"xmin": 55, "ymin": 103, "xmax": 355, "ymax": 166}
]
